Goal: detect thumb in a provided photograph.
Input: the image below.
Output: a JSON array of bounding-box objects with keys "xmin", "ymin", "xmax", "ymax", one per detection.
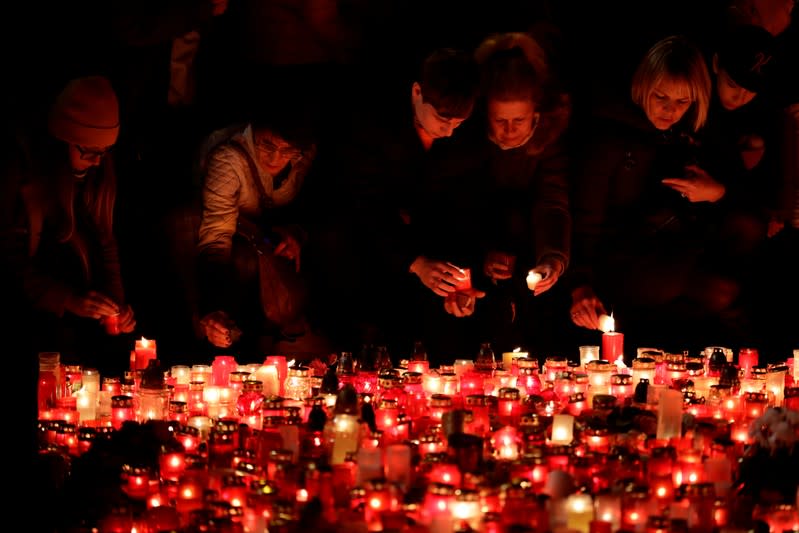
[{"xmin": 472, "ymin": 289, "xmax": 486, "ymax": 299}]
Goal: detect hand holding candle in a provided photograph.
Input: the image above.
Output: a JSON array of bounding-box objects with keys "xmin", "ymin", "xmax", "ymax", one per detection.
[
  {"xmin": 569, "ymin": 285, "xmax": 607, "ymax": 329},
  {"xmin": 526, "ymin": 260, "xmax": 562, "ymax": 296},
  {"xmin": 410, "ymin": 257, "xmax": 468, "ymax": 297}
]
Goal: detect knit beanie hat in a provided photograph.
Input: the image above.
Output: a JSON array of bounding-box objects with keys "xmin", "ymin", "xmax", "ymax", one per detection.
[
  {"xmin": 717, "ymin": 24, "xmax": 776, "ymax": 93},
  {"xmin": 49, "ymin": 76, "xmax": 120, "ymax": 147}
]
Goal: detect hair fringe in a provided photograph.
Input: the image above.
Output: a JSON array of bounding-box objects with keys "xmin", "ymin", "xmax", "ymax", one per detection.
[{"xmin": 475, "ymin": 32, "xmax": 550, "ymax": 82}]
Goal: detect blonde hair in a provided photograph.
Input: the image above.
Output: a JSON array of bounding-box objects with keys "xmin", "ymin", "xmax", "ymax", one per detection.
[{"xmin": 631, "ymin": 35, "xmax": 711, "ymax": 132}]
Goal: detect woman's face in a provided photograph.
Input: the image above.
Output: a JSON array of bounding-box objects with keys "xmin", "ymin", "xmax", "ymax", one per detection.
[
  {"xmin": 645, "ymin": 78, "xmax": 693, "ymax": 130},
  {"xmin": 487, "ymin": 99, "xmax": 537, "ymax": 148},
  {"xmin": 68, "ymin": 143, "xmax": 112, "ymax": 178},
  {"xmin": 254, "ymin": 131, "xmax": 302, "ymax": 176}
]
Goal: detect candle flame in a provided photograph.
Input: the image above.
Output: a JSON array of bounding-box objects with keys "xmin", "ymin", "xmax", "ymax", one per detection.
[
  {"xmin": 287, "ymin": 359, "xmax": 296, "ymax": 367},
  {"xmin": 513, "ymin": 347, "xmax": 521, "ymax": 353},
  {"xmin": 614, "ymin": 354, "xmax": 627, "ymax": 371},
  {"xmin": 599, "ymin": 314, "xmax": 615, "ymax": 333}
]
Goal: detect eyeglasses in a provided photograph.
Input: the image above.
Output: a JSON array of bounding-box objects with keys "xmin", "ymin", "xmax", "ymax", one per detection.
[
  {"xmin": 256, "ymin": 139, "xmax": 303, "ymax": 161},
  {"xmin": 75, "ymin": 145, "xmax": 110, "ymax": 161}
]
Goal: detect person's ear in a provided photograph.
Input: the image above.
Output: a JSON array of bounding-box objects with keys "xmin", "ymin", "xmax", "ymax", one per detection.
[{"xmin": 411, "ymin": 82, "xmax": 423, "ymax": 103}]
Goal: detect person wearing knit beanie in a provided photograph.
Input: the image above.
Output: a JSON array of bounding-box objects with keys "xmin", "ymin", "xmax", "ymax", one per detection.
[{"xmin": 48, "ymin": 76, "xmax": 120, "ymax": 175}]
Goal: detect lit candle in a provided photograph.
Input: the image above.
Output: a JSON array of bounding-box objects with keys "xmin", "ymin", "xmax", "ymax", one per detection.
[
  {"xmin": 76, "ymin": 388, "xmax": 97, "ymax": 422},
  {"xmin": 566, "ymin": 493, "xmax": 594, "ymax": 533},
  {"xmin": 526, "ymin": 270, "xmax": 543, "ymax": 291},
  {"xmin": 502, "ymin": 347, "xmax": 527, "ymax": 372},
  {"xmin": 599, "ymin": 314, "xmax": 623, "ymax": 362},
  {"xmin": 133, "ymin": 338, "xmax": 157, "ymax": 371},
  {"xmin": 656, "ymin": 388, "xmax": 683, "ymax": 440},
  {"xmin": 254, "ymin": 364, "xmax": 280, "ymax": 397},
  {"xmin": 738, "ymin": 348, "xmax": 759, "ymax": 379},
  {"xmin": 550, "ymin": 414, "xmax": 574, "ymax": 445},
  {"xmin": 385, "ymin": 443, "xmax": 411, "ymax": 489},
  {"xmin": 265, "ymin": 356, "xmax": 288, "ymax": 396},
  {"xmin": 579, "ymin": 345, "xmax": 600, "ymax": 368},
  {"xmin": 492, "ymin": 426, "xmax": 520, "ymax": 461},
  {"xmin": 211, "ymin": 355, "xmax": 237, "ymax": 387}
]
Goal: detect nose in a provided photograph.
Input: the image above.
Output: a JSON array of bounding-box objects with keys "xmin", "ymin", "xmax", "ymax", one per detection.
[{"xmin": 440, "ymin": 122, "xmax": 455, "ymax": 137}]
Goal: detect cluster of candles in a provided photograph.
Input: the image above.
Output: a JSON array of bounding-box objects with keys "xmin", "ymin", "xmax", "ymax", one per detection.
[{"xmin": 36, "ymin": 338, "xmax": 799, "ymax": 533}]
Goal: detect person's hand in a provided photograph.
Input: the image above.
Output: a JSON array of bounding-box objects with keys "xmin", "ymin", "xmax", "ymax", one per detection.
[
  {"xmin": 65, "ymin": 290, "xmax": 119, "ymax": 319},
  {"xmin": 211, "ymin": 0, "xmax": 228, "ymax": 16},
  {"xmin": 117, "ymin": 304, "xmax": 136, "ymax": 333},
  {"xmin": 410, "ymin": 256, "xmax": 468, "ymax": 297},
  {"xmin": 768, "ymin": 217, "xmax": 785, "ymax": 238},
  {"xmin": 528, "ymin": 257, "xmax": 564, "ymax": 296},
  {"xmin": 484, "ymin": 251, "xmax": 516, "ymax": 281},
  {"xmin": 662, "ymin": 164, "xmax": 725, "ymax": 203},
  {"xmin": 200, "ymin": 310, "xmax": 236, "ymax": 348},
  {"xmin": 444, "ymin": 288, "xmax": 486, "ymax": 317},
  {"xmin": 569, "ymin": 285, "xmax": 607, "ymax": 330},
  {"xmin": 274, "ymin": 228, "xmax": 302, "ymax": 272}
]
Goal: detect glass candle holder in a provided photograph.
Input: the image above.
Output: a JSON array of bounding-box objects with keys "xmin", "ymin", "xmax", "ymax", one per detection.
[
  {"xmin": 497, "ymin": 387, "xmax": 521, "ymax": 426},
  {"xmin": 284, "ymin": 366, "xmax": 311, "ymax": 401},
  {"xmin": 545, "ymin": 357, "xmax": 569, "ymax": 383},
  {"xmin": 579, "ymin": 346, "xmax": 600, "ymax": 368},
  {"xmin": 111, "ymin": 395, "xmax": 135, "ymax": 429},
  {"xmin": 586, "ymin": 360, "xmax": 614, "ymax": 391},
  {"xmin": 610, "ymin": 374, "xmax": 633, "ymax": 400}
]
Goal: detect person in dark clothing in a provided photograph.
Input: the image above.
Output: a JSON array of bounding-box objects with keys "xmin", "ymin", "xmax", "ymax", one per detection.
[
  {"xmin": 443, "ymin": 31, "xmax": 572, "ymax": 357},
  {"xmin": 0, "ymin": 76, "xmax": 136, "ymax": 375},
  {"xmin": 567, "ymin": 35, "xmax": 750, "ymax": 352},
  {"xmin": 195, "ymin": 98, "xmax": 328, "ymax": 361},
  {"xmin": 310, "ymin": 48, "xmax": 481, "ymax": 361}
]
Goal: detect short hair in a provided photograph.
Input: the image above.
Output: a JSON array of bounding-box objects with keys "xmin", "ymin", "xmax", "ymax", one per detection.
[
  {"xmin": 475, "ymin": 32, "xmax": 549, "ymax": 105},
  {"xmin": 250, "ymin": 95, "xmax": 318, "ymax": 151},
  {"xmin": 631, "ymin": 35, "xmax": 711, "ymax": 132},
  {"xmin": 418, "ymin": 48, "xmax": 480, "ymax": 119}
]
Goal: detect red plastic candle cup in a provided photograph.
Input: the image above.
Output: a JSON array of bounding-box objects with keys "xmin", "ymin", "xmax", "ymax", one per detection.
[
  {"xmin": 451, "ymin": 267, "xmax": 471, "ymax": 292},
  {"xmin": 103, "ymin": 313, "xmax": 121, "ymax": 335}
]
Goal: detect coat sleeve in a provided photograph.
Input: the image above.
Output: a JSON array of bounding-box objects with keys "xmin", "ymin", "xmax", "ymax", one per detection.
[
  {"xmin": 566, "ymin": 132, "xmax": 626, "ymax": 291},
  {"xmin": 197, "ymin": 146, "xmax": 243, "ymax": 314},
  {"xmin": 532, "ymin": 140, "xmax": 571, "ymax": 273}
]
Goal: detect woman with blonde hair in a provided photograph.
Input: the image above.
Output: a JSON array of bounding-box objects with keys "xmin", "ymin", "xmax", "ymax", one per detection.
[{"xmin": 567, "ymin": 34, "xmax": 754, "ymax": 351}]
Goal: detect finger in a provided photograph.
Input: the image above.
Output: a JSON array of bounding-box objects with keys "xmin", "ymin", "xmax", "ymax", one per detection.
[
  {"xmin": 471, "ymin": 289, "xmax": 486, "ymax": 299},
  {"xmin": 433, "ymin": 286, "xmax": 451, "ymax": 297},
  {"xmin": 274, "ymin": 242, "xmax": 287, "ymax": 256},
  {"xmin": 208, "ymin": 321, "xmax": 230, "ymax": 337},
  {"xmin": 438, "ymin": 281, "xmax": 456, "ymax": 293},
  {"xmin": 442, "ymin": 263, "xmax": 466, "ymax": 279}
]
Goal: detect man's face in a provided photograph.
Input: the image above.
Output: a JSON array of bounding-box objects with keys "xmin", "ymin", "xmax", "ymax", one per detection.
[
  {"xmin": 254, "ymin": 131, "xmax": 302, "ymax": 176},
  {"xmin": 487, "ymin": 99, "xmax": 537, "ymax": 149},
  {"xmin": 412, "ymin": 82, "xmax": 467, "ymax": 139},
  {"xmin": 716, "ymin": 67, "xmax": 758, "ymax": 110}
]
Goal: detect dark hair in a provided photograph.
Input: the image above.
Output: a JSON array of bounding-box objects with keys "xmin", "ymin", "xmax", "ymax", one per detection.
[
  {"xmin": 418, "ymin": 48, "xmax": 480, "ymax": 119},
  {"xmin": 249, "ymin": 96, "xmax": 319, "ymax": 151},
  {"xmin": 480, "ymin": 46, "xmax": 544, "ymax": 105}
]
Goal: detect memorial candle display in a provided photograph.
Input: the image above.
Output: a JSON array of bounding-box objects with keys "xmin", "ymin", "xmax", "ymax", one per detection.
[{"xmin": 32, "ymin": 341, "xmax": 799, "ymax": 531}]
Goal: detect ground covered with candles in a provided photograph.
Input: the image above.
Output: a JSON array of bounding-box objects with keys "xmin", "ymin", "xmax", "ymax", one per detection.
[{"xmin": 36, "ymin": 348, "xmax": 799, "ymax": 532}]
